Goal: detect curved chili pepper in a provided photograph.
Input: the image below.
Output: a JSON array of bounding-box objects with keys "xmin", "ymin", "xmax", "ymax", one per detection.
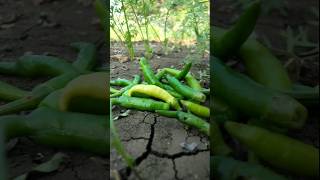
[
  {"xmin": 59, "ymin": 72, "xmax": 108, "ymax": 114},
  {"xmin": 213, "ymin": 0, "xmax": 261, "ymax": 58},
  {"xmin": 155, "ymin": 110, "xmax": 210, "ymax": 136},
  {"xmin": 71, "ymin": 42, "xmax": 97, "ymax": 73},
  {"xmin": 128, "ymin": 84, "xmax": 181, "ymax": 110},
  {"xmin": 225, "ymin": 121, "xmax": 319, "ymax": 177},
  {"xmin": 162, "ymin": 68, "xmax": 202, "ymax": 90},
  {"xmin": 139, "ymin": 57, "xmax": 163, "ymax": 87},
  {"xmin": 166, "ymin": 74, "xmax": 206, "ymax": 102},
  {"xmin": 111, "ymin": 96, "xmax": 170, "ymax": 111},
  {"xmin": 212, "ymin": 156, "xmax": 287, "ymax": 180},
  {"xmin": 0, "ymin": 107, "xmax": 109, "ymax": 155},
  {"xmin": 0, "ymin": 80, "xmax": 28, "ymax": 101},
  {"xmin": 180, "ymin": 100, "xmax": 209, "ymax": 118},
  {"xmin": 0, "ymin": 55, "xmax": 77, "ymax": 77},
  {"xmin": 212, "ymin": 57, "xmax": 307, "ymax": 129},
  {"xmin": 110, "ymin": 75, "xmax": 140, "ymax": 98},
  {"xmin": 176, "ymin": 62, "xmax": 192, "ymax": 80},
  {"xmin": 0, "ymin": 72, "xmax": 79, "ymax": 115}
]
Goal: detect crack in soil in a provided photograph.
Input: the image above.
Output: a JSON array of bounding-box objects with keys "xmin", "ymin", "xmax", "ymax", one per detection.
[
  {"xmin": 121, "ymin": 137, "xmax": 150, "ymax": 142},
  {"xmin": 172, "ymin": 159, "xmax": 181, "ymax": 180}
]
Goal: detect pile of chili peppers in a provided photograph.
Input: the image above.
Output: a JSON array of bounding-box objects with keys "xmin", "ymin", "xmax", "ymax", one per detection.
[
  {"xmin": 0, "ymin": 42, "xmax": 109, "ymax": 179},
  {"xmin": 211, "ymin": 1, "xmax": 319, "ymax": 179}
]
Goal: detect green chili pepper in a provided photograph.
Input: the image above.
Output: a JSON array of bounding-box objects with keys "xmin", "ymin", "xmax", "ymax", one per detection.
[
  {"xmin": 211, "ymin": 57, "xmax": 307, "ymax": 129},
  {"xmin": 139, "ymin": 57, "xmax": 163, "ymax": 87},
  {"xmin": 283, "ymin": 84, "xmax": 319, "ymax": 106},
  {"xmin": 155, "ymin": 110, "xmax": 210, "ymax": 136},
  {"xmin": 225, "ymin": 121, "xmax": 319, "ymax": 177},
  {"xmin": 238, "ymin": 39, "xmax": 293, "ymax": 91},
  {"xmin": 59, "ymin": 72, "xmax": 108, "ymax": 115},
  {"xmin": 38, "ymin": 89, "xmax": 62, "ymax": 109},
  {"xmin": 128, "ymin": 84, "xmax": 181, "ymax": 110},
  {"xmin": 166, "ymin": 74, "xmax": 206, "ymax": 102},
  {"xmin": 112, "ymin": 96, "xmax": 170, "ymax": 111},
  {"xmin": 110, "ymin": 75, "xmax": 140, "ymax": 98},
  {"xmin": 162, "ymin": 84, "xmax": 184, "ymax": 99},
  {"xmin": 176, "ymin": 111, "xmax": 209, "ymax": 136},
  {"xmin": 180, "ymin": 100, "xmax": 209, "ymax": 118},
  {"xmin": 155, "ymin": 69, "xmax": 166, "ymax": 80},
  {"xmin": 0, "ymin": 80, "xmax": 28, "ymax": 101},
  {"xmin": 0, "ymin": 107, "xmax": 108, "ymax": 155},
  {"xmin": 212, "ymin": 156, "xmax": 287, "ymax": 180},
  {"xmin": 71, "ymin": 42, "xmax": 97, "ymax": 73},
  {"xmin": 162, "ymin": 68, "xmax": 202, "ymax": 90},
  {"xmin": 0, "ymin": 72, "xmax": 79, "ymax": 115},
  {"xmin": 0, "ymin": 55, "xmax": 76, "ymax": 77},
  {"xmin": 110, "ymin": 78, "xmax": 132, "ymax": 86},
  {"xmin": 176, "ymin": 62, "xmax": 192, "ymax": 80},
  {"xmin": 155, "ymin": 110, "xmax": 178, "ymax": 118},
  {"xmin": 110, "ymin": 87, "xmax": 120, "ymax": 94},
  {"xmin": 213, "ymin": 0, "xmax": 261, "ymax": 58}
]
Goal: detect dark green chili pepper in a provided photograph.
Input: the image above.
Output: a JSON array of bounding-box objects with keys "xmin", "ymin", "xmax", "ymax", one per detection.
[
  {"xmin": 163, "ymin": 68, "xmax": 202, "ymax": 90},
  {"xmin": 0, "ymin": 80, "xmax": 28, "ymax": 101},
  {"xmin": 283, "ymin": 84, "xmax": 319, "ymax": 106},
  {"xmin": 211, "ymin": 57, "xmax": 307, "ymax": 129},
  {"xmin": 0, "ymin": 55, "xmax": 76, "ymax": 77},
  {"xmin": 110, "ymin": 75, "xmax": 140, "ymax": 98},
  {"xmin": 166, "ymin": 74, "xmax": 206, "ymax": 102},
  {"xmin": 139, "ymin": 57, "xmax": 163, "ymax": 87},
  {"xmin": 110, "ymin": 78, "xmax": 132, "ymax": 86},
  {"xmin": 162, "ymin": 84, "xmax": 184, "ymax": 99},
  {"xmin": 176, "ymin": 62, "xmax": 192, "ymax": 80},
  {"xmin": 238, "ymin": 39, "xmax": 293, "ymax": 91},
  {"xmin": 0, "ymin": 107, "xmax": 108, "ymax": 155},
  {"xmin": 212, "ymin": 156, "xmax": 287, "ymax": 180},
  {"xmin": 225, "ymin": 121, "xmax": 319, "ymax": 177},
  {"xmin": 0, "ymin": 72, "xmax": 79, "ymax": 115},
  {"xmin": 111, "ymin": 96, "xmax": 170, "ymax": 111},
  {"xmin": 155, "ymin": 110, "xmax": 178, "ymax": 118},
  {"xmin": 155, "ymin": 69, "xmax": 166, "ymax": 80},
  {"xmin": 71, "ymin": 42, "xmax": 97, "ymax": 73},
  {"xmin": 213, "ymin": 0, "xmax": 261, "ymax": 58}
]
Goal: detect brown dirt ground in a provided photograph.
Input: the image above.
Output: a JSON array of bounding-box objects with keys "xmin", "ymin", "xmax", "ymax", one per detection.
[
  {"xmin": 0, "ymin": 0, "xmax": 107, "ymax": 179},
  {"xmin": 111, "ymin": 42, "xmax": 210, "ymax": 180},
  {"xmin": 213, "ymin": 1, "xmax": 319, "ymax": 180}
]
